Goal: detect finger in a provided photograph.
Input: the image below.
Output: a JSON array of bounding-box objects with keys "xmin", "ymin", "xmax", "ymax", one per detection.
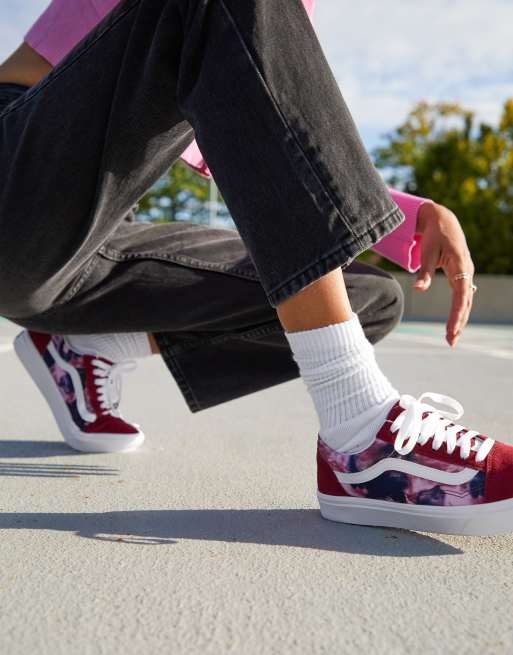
[
  {"xmin": 445, "ymin": 254, "xmax": 475, "ymax": 344},
  {"xmin": 446, "ymin": 279, "xmax": 473, "ymax": 346},
  {"xmin": 447, "ymin": 297, "xmax": 468, "ymax": 344},
  {"xmin": 451, "ymin": 296, "xmax": 473, "ymax": 345},
  {"xmin": 459, "ymin": 289, "xmax": 476, "ymax": 335},
  {"xmin": 414, "ymin": 258, "xmax": 438, "ymax": 292},
  {"xmin": 453, "ymin": 280, "xmax": 475, "ymax": 333},
  {"xmin": 414, "ymin": 269, "xmax": 433, "ymax": 291}
]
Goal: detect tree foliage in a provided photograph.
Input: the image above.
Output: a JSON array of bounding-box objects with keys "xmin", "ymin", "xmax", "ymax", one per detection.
[
  {"xmin": 137, "ymin": 161, "xmax": 212, "ymax": 224},
  {"xmin": 138, "ymin": 103, "xmax": 513, "ymax": 275},
  {"xmin": 375, "ymin": 100, "xmax": 513, "ymax": 274}
]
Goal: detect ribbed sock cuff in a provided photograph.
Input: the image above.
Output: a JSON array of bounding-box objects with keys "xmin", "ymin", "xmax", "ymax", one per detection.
[
  {"xmin": 285, "ymin": 312, "xmax": 399, "ymax": 450},
  {"xmin": 66, "ymin": 332, "xmax": 152, "ymax": 362},
  {"xmin": 285, "ymin": 313, "xmax": 368, "ymax": 360}
]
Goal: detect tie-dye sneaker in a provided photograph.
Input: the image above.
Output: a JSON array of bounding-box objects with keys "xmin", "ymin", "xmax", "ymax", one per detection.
[
  {"xmin": 14, "ymin": 330, "xmax": 144, "ymax": 453},
  {"xmin": 317, "ymin": 392, "xmax": 513, "ymax": 536}
]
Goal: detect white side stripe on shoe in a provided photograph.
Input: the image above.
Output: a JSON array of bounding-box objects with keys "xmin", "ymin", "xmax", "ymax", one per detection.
[
  {"xmin": 48, "ymin": 341, "xmax": 97, "ymax": 424},
  {"xmin": 334, "ymin": 458, "xmax": 478, "ymax": 486}
]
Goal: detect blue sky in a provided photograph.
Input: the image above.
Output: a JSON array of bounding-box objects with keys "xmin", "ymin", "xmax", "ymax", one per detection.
[{"xmin": 1, "ymin": 0, "xmax": 512, "ymax": 150}]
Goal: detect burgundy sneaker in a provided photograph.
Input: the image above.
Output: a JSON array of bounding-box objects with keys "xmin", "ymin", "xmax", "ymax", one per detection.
[
  {"xmin": 317, "ymin": 392, "xmax": 513, "ymax": 535},
  {"xmin": 14, "ymin": 330, "xmax": 144, "ymax": 453}
]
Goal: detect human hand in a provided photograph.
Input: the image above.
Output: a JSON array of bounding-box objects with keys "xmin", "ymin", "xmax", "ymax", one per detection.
[{"xmin": 414, "ymin": 202, "xmax": 476, "ymax": 348}]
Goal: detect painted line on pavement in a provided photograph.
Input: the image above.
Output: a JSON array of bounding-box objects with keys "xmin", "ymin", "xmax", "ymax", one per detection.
[{"xmin": 389, "ymin": 333, "xmax": 513, "ymax": 360}]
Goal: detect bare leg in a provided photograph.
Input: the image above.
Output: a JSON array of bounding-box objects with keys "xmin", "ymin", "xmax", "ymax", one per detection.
[
  {"xmin": 0, "ymin": 43, "xmax": 52, "ymax": 87},
  {"xmin": 276, "ymin": 269, "xmax": 353, "ymax": 333},
  {"xmin": 148, "ymin": 333, "xmax": 161, "ymax": 355}
]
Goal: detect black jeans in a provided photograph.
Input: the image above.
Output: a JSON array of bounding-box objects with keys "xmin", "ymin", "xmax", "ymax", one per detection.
[{"xmin": 0, "ymin": 0, "xmax": 404, "ymax": 411}]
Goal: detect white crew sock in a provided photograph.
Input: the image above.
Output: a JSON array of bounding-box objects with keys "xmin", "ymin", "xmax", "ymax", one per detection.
[
  {"xmin": 285, "ymin": 313, "xmax": 399, "ymax": 452},
  {"xmin": 65, "ymin": 332, "xmax": 153, "ymax": 363}
]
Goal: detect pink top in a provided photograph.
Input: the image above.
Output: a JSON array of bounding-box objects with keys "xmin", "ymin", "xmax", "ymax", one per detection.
[{"xmin": 24, "ymin": 0, "xmax": 427, "ymax": 272}]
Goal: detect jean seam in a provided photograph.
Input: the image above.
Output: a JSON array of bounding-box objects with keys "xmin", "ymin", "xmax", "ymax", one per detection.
[
  {"xmin": 98, "ymin": 244, "xmax": 260, "ymax": 281},
  {"xmin": 0, "ymin": 0, "xmax": 141, "ymax": 121},
  {"xmin": 239, "ymin": 323, "xmax": 283, "ymax": 341},
  {"xmin": 155, "ymin": 320, "xmax": 283, "ymax": 357},
  {"xmin": 218, "ymin": 0, "xmax": 366, "ymax": 251},
  {"xmin": 350, "ymin": 206, "xmax": 405, "ymax": 241},
  {"xmin": 60, "ymin": 254, "xmax": 102, "ymax": 304}
]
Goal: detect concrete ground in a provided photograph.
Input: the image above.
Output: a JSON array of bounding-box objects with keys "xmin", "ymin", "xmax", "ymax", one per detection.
[{"xmin": 1, "ymin": 318, "xmax": 513, "ymax": 655}]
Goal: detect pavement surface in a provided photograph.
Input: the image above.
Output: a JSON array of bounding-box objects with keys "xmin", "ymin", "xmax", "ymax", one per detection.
[{"xmin": 1, "ymin": 318, "xmax": 513, "ymax": 655}]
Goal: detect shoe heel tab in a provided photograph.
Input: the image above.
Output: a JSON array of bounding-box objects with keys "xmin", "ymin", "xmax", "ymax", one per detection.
[
  {"xmin": 317, "ymin": 445, "xmax": 347, "ymax": 497},
  {"xmin": 27, "ymin": 330, "xmax": 52, "ymax": 355}
]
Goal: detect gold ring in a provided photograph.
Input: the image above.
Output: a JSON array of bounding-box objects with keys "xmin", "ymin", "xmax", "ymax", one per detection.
[
  {"xmin": 453, "ymin": 273, "xmax": 472, "ymax": 282},
  {"xmin": 454, "ymin": 272, "xmax": 477, "ymax": 293}
]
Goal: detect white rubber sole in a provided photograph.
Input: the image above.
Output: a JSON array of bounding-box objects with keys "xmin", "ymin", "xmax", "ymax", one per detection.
[
  {"xmin": 318, "ymin": 492, "xmax": 513, "ymax": 536},
  {"xmin": 14, "ymin": 331, "xmax": 145, "ymax": 453}
]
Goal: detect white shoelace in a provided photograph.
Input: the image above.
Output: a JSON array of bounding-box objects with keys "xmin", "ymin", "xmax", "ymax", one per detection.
[
  {"xmin": 390, "ymin": 392, "xmax": 494, "ymax": 463},
  {"xmin": 92, "ymin": 358, "xmax": 137, "ymax": 417}
]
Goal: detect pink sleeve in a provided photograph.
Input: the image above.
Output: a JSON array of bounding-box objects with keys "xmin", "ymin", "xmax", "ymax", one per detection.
[
  {"xmin": 180, "ymin": 142, "xmax": 212, "ymax": 177},
  {"xmin": 302, "ymin": 0, "xmax": 316, "ymax": 16},
  {"xmin": 24, "ymin": 0, "xmax": 117, "ymax": 66},
  {"xmin": 179, "ymin": 0, "xmax": 315, "ymax": 177},
  {"xmin": 370, "ymin": 189, "xmax": 433, "ymax": 272}
]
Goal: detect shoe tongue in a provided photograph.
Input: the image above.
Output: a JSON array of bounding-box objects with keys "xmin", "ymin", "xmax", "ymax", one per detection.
[
  {"xmin": 84, "ymin": 356, "xmax": 116, "ymax": 414},
  {"xmin": 386, "ymin": 400, "xmax": 404, "ymax": 422}
]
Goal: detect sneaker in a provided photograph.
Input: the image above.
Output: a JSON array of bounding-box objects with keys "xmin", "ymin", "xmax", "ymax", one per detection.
[
  {"xmin": 14, "ymin": 330, "xmax": 144, "ymax": 453},
  {"xmin": 317, "ymin": 392, "xmax": 513, "ymax": 536}
]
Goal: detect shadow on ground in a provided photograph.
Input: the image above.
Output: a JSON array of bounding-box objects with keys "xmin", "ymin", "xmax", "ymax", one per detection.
[
  {"xmin": 0, "ymin": 440, "xmax": 79, "ymax": 458},
  {"xmin": 0, "ymin": 441, "xmax": 119, "ymax": 477},
  {"xmin": 0, "ymin": 509, "xmax": 463, "ymax": 556}
]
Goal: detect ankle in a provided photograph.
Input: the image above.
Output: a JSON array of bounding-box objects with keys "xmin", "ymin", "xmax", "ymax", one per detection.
[
  {"xmin": 277, "ymin": 269, "xmax": 353, "ymax": 332},
  {"xmin": 285, "ymin": 314, "xmax": 399, "ymax": 452},
  {"xmin": 320, "ymin": 394, "xmax": 399, "ymax": 452},
  {"xmin": 148, "ymin": 333, "xmax": 160, "ymax": 355}
]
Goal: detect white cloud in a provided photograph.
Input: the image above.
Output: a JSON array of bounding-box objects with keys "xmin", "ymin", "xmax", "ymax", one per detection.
[{"xmin": 314, "ymin": 0, "xmax": 513, "ymax": 146}]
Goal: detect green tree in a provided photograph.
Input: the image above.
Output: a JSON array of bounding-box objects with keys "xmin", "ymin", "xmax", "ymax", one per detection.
[
  {"xmin": 374, "ymin": 100, "xmax": 513, "ymax": 274},
  {"xmin": 137, "ymin": 160, "xmax": 211, "ymax": 223}
]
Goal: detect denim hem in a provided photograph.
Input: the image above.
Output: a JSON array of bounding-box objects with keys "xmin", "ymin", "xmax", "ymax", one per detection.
[
  {"xmin": 267, "ymin": 206, "xmax": 405, "ymax": 307},
  {"xmin": 153, "ymin": 319, "xmax": 285, "ymax": 413},
  {"xmin": 155, "ymin": 338, "xmax": 202, "ymax": 413}
]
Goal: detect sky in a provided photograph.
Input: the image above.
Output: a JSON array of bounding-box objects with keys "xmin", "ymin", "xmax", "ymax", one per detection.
[{"xmin": 1, "ymin": 0, "xmax": 512, "ymax": 150}]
